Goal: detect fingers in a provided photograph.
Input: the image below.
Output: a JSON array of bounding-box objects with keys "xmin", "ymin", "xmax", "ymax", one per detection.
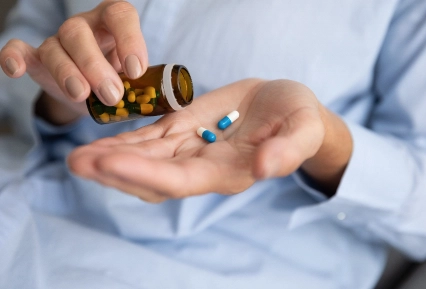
[
  {"xmin": 67, "ymin": 144, "xmax": 189, "ymax": 201},
  {"xmin": 91, "ymin": 170, "xmax": 168, "ymax": 203},
  {"xmin": 68, "ymin": 144, "xmax": 167, "ymax": 203},
  {"xmin": 38, "ymin": 1, "xmax": 147, "ymax": 105},
  {"xmin": 56, "ymin": 16, "xmax": 123, "ymax": 105},
  {"xmin": 1, "ymin": 1, "xmax": 147, "ymax": 107},
  {"xmin": 100, "ymin": 1, "xmax": 148, "ymax": 78},
  {"xmin": 68, "ymin": 138, "xmax": 251, "ymax": 201},
  {"xmin": 0, "ymin": 39, "xmax": 40, "ymax": 78},
  {"xmin": 38, "ymin": 36, "xmax": 90, "ymax": 102},
  {"xmin": 67, "ymin": 131, "xmax": 182, "ymax": 184},
  {"xmin": 54, "ymin": 1, "xmax": 147, "ymax": 104},
  {"xmin": 75, "ymin": 150, "xmax": 223, "ymax": 198}
]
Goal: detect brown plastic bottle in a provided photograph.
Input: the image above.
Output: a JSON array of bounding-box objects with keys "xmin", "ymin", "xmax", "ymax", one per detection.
[{"xmin": 86, "ymin": 64, "xmax": 193, "ymax": 124}]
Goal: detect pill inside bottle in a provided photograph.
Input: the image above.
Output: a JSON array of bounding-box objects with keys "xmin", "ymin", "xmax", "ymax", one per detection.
[{"xmin": 86, "ymin": 64, "xmax": 194, "ymax": 124}]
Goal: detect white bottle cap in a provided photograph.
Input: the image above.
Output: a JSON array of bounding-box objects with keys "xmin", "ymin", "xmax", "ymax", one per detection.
[{"xmin": 163, "ymin": 64, "xmax": 184, "ymax": 111}]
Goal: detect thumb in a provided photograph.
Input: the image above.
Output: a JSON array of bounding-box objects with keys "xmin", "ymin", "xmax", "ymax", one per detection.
[{"xmin": 252, "ymin": 108, "xmax": 325, "ymax": 179}]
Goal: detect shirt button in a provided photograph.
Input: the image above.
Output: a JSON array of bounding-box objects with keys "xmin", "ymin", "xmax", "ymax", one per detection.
[{"xmin": 337, "ymin": 212, "xmax": 346, "ymax": 220}]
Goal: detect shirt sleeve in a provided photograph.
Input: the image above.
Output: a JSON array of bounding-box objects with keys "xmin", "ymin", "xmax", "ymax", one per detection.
[{"xmin": 290, "ymin": 0, "xmax": 426, "ymax": 261}]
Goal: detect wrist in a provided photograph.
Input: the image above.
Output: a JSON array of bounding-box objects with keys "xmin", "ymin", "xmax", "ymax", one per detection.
[
  {"xmin": 35, "ymin": 91, "xmax": 87, "ymax": 126},
  {"xmin": 300, "ymin": 104, "xmax": 353, "ymax": 196}
]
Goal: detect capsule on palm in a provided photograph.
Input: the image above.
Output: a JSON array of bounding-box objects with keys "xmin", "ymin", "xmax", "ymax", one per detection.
[
  {"xmin": 197, "ymin": 127, "xmax": 216, "ymax": 143},
  {"xmin": 217, "ymin": 111, "xmax": 239, "ymax": 130}
]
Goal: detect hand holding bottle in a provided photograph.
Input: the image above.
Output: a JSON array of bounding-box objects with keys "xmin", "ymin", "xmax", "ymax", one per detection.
[{"xmin": 0, "ymin": 0, "xmax": 148, "ymax": 124}]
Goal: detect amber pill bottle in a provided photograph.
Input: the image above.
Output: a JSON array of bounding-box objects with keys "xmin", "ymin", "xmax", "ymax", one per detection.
[{"xmin": 86, "ymin": 64, "xmax": 194, "ymax": 124}]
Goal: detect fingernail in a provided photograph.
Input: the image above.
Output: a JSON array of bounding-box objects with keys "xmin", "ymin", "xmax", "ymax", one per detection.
[
  {"xmin": 98, "ymin": 79, "xmax": 121, "ymax": 105},
  {"xmin": 125, "ymin": 55, "xmax": 142, "ymax": 79},
  {"xmin": 65, "ymin": 76, "xmax": 84, "ymax": 99},
  {"xmin": 5, "ymin": 58, "xmax": 19, "ymax": 76}
]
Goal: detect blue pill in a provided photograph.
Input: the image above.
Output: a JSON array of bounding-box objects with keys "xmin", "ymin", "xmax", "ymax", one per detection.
[
  {"xmin": 197, "ymin": 127, "xmax": 216, "ymax": 143},
  {"xmin": 218, "ymin": 118, "xmax": 231, "ymax": 130},
  {"xmin": 217, "ymin": 111, "xmax": 240, "ymax": 130}
]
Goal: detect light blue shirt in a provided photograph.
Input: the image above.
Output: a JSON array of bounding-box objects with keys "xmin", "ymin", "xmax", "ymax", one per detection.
[{"xmin": 1, "ymin": 0, "xmax": 426, "ymax": 288}]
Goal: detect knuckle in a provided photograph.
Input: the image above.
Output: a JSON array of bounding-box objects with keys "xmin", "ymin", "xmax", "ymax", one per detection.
[
  {"xmin": 0, "ymin": 39, "xmax": 14, "ymax": 56},
  {"xmin": 58, "ymin": 16, "xmax": 88, "ymax": 39},
  {"xmin": 1, "ymin": 39, "xmax": 24, "ymax": 56},
  {"xmin": 53, "ymin": 62, "xmax": 75, "ymax": 79},
  {"xmin": 5, "ymin": 38, "xmax": 25, "ymax": 49},
  {"xmin": 38, "ymin": 37, "xmax": 59, "ymax": 57},
  {"xmin": 79, "ymin": 55, "xmax": 102, "ymax": 72},
  {"xmin": 103, "ymin": 1, "xmax": 136, "ymax": 20},
  {"xmin": 114, "ymin": 33, "xmax": 134, "ymax": 47}
]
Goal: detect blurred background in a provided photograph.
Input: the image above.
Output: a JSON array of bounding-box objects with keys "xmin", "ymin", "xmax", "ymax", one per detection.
[
  {"xmin": 0, "ymin": 0, "xmax": 16, "ymax": 133},
  {"xmin": 0, "ymin": 0, "xmax": 16, "ymax": 32}
]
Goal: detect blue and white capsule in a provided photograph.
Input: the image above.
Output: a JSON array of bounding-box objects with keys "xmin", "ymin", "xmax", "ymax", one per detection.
[
  {"xmin": 217, "ymin": 110, "xmax": 239, "ymax": 130},
  {"xmin": 197, "ymin": 127, "xmax": 216, "ymax": 143}
]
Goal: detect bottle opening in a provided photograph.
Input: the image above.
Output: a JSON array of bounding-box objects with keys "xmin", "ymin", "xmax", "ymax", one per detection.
[
  {"xmin": 169, "ymin": 65, "xmax": 193, "ymax": 107},
  {"xmin": 178, "ymin": 67, "xmax": 193, "ymax": 103}
]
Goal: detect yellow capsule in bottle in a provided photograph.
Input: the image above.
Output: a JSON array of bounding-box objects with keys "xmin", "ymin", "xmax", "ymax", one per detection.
[
  {"xmin": 144, "ymin": 86, "xmax": 156, "ymax": 99},
  {"xmin": 114, "ymin": 100, "xmax": 125, "ymax": 108},
  {"xmin": 140, "ymin": 103, "xmax": 154, "ymax": 114},
  {"xmin": 111, "ymin": 115, "xmax": 121, "ymax": 122},
  {"xmin": 127, "ymin": 91, "xmax": 136, "ymax": 103},
  {"xmin": 99, "ymin": 112, "xmax": 110, "ymax": 123},
  {"xmin": 123, "ymin": 81, "xmax": 131, "ymax": 90},
  {"xmin": 136, "ymin": 95, "xmax": 151, "ymax": 104},
  {"xmin": 134, "ymin": 89, "xmax": 144, "ymax": 96},
  {"xmin": 115, "ymin": 108, "xmax": 129, "ymax": 117}
]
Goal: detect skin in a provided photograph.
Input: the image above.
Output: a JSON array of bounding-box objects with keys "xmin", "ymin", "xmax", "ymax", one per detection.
[
  {"xmin": 0, "ymin": 1, "xmax": 353, "ymax": 202},
  {"xmin": 0, "ymin": 0, "xmax": 148, "ymax": 124}
]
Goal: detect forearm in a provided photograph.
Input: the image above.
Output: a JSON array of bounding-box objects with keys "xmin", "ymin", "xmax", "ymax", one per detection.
[{"xmin": 300, "ymin": 104, "xmax": 353, "ymax": 196}]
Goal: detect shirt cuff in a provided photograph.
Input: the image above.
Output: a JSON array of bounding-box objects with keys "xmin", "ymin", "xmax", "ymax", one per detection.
[
  {"xmin": 289, "ymin": 120, "xmax": 415, "ymax": 229},
  {"xmin": 34, "ymin": 116, "xmax": 84, "ymax": 137}
]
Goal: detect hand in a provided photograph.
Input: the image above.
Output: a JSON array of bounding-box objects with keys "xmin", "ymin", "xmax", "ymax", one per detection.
[
  {"xmin": 0, "ymin": 0, "xmax": 148, "ymax": 125},
  {"xmin": 68, "ymin": 79, "xmax": 353, "ymax": 202}
]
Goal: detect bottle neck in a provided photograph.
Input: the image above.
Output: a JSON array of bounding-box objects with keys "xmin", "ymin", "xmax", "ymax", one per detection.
[{"xmin": 163, "ymin": 64, "xmax": 184, "ymax": 111}]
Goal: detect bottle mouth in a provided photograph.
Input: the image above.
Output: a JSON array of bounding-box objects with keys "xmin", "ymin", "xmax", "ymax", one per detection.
[{"xmin": 172, "ymin": 65, "xmax": 193, "ymax": 106}]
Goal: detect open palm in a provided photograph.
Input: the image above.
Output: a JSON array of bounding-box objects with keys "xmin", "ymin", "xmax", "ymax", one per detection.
[{"xmin": 69, "ymin": 78, "xmax": 325, "ymax": 202}]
